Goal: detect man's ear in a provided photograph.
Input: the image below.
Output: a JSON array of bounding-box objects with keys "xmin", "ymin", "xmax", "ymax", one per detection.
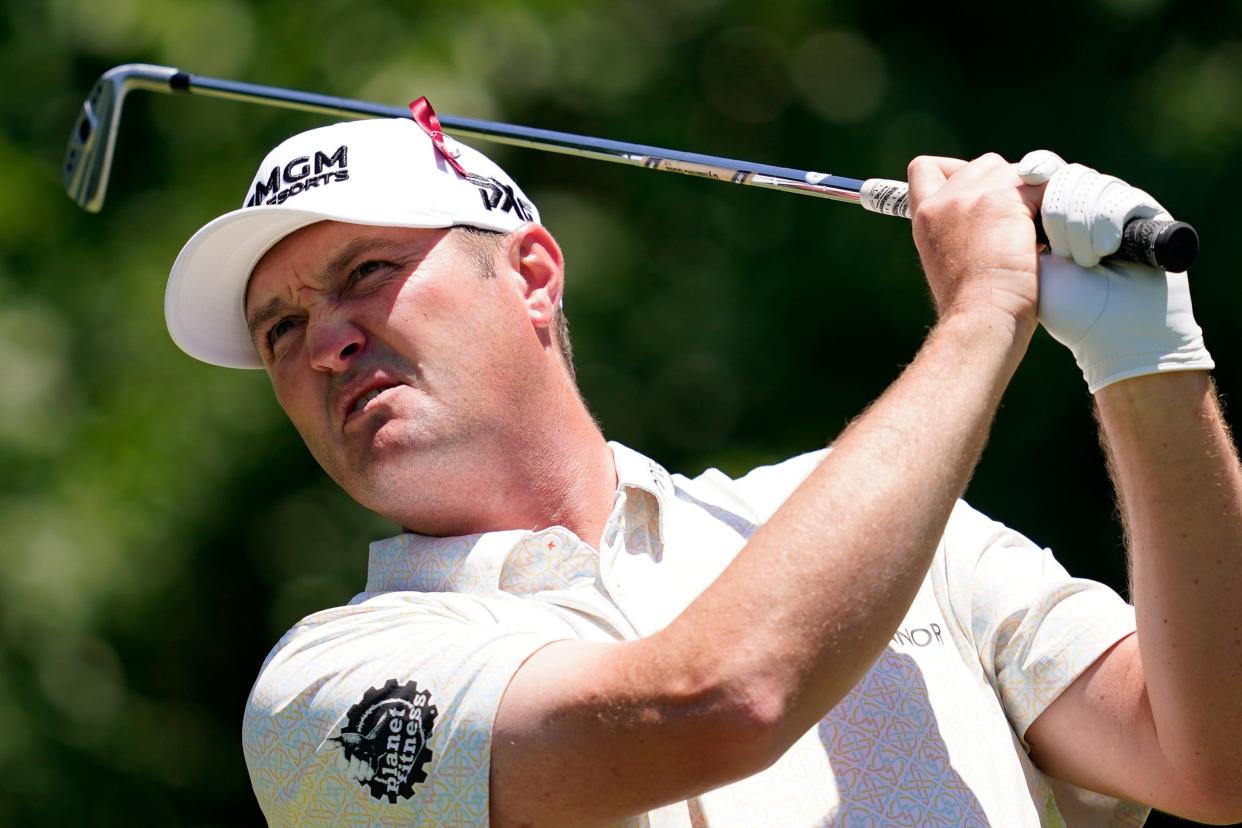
[{"xmin": 506, "ymin": 223, "xmax": 564, "ymax": 329}]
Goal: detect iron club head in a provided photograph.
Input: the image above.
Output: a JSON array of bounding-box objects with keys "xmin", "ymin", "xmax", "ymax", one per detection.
[{"xmin": 63, "ymin": 64, "xmax": 179, "ymax": 213}]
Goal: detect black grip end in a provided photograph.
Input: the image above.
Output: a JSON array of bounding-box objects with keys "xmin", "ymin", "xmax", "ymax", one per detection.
[
  {"xmin": 170, "ymin": 71, "xmax": 192, "ymax": 92},
  {"xmin": 1119, "ymin": 218, "xmax": 1199, "ymax": 272}
]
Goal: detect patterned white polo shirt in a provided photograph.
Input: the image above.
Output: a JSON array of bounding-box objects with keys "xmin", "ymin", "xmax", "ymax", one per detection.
[{"xmin": 243, "ymin": 442, "xmax": 1148, "ymax": 827}]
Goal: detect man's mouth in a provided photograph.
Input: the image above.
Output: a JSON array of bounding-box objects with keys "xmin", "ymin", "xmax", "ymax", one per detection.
[
  {"xmin": 352, "ymin": 387, "xmax": 389, "ymax": 413},
  {"xmin": 340, "ymin": 379, "xmax": 404, "ymax": 428}
]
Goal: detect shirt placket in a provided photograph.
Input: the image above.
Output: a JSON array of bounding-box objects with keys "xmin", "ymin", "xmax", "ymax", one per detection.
[{"xmin": 598, "ymin": 491, "xmax": 665, "ymax": 635}]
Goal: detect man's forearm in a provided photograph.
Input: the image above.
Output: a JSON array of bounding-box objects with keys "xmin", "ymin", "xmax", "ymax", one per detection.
[
  {"xmin": 1095, "ymin": 372, "xmax": 1242, "ymax": 787},
  {"xmin": 662, "ymin": 308, "xmax": 1031, "ymax": 751}
]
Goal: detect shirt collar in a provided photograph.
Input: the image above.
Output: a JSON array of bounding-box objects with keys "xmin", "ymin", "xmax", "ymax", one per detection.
[
  {"xmin": 365, "ymin": 529, "xmax": 527, "ymax": 594},
  {"xmin": 608, "ymin": 440, "xmax": 673, "ymax": 548},
  {"xmin": 364, "ymin": 442, "xmax": 674, "ymax": 594}
]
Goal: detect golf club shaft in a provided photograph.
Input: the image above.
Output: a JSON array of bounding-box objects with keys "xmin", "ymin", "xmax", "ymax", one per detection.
[
  {"xmin": 175, "ymin": 71, "xmax": 869, "ymax": 205},
  {"xmin": 66, "ymin": 64, "xmax": 1200, "ymax": 271}
]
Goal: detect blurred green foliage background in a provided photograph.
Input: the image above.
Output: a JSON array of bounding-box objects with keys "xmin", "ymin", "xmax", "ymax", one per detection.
[{"xmin": 2, "ymin": 0, "xmax": 1240, "ymax": 824}]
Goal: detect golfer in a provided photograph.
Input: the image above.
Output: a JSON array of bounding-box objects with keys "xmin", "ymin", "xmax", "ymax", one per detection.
[{"xmin": 164, "ymin": 113, "xmax": 1242, "ymax": 826}]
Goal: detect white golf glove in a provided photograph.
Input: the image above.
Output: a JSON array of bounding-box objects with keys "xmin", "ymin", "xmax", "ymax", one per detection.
[{"xmin": 1017, "ymin": 150, "xmax": 1213, "ymax": 393}]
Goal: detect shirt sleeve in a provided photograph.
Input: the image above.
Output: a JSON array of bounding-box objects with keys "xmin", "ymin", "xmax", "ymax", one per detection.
[
  {"xmin": 710, "ymin": 453, "xmax": 1134, "ymax": 744},
  {"xmin": 938, "ymin": 500, "xmax": 1138, "ymax": 744},
  {"xmin": 242, "ymin": 590, "xmax": 571, "ymax": 827}
]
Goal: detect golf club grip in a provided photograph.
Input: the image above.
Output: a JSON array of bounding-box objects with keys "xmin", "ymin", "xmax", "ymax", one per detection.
[
  {"xmin": 1031, "ymin": 217, "xmax": 1198, "ymax": 272},
  {"xmin": 1117, "ymin": 218, "xmax": 1199, "ymax": 272},
  {"xmin": 860, "ymin": 179, "xmax": 1199, "ymax": 271}
]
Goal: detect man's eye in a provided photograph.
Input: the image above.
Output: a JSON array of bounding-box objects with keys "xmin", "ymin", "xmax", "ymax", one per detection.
[
  {"xmin": 268, "ymin": 318, "xmax": 298, "ymax": 348},
  {"xmin": 349, "ymin": 260, "xmax": 390, "ymax": 285}
]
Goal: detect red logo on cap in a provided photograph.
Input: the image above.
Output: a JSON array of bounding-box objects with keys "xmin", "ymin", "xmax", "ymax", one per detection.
[{"xmin": 408, "ymin": 97, "xmax": 468, "ymax": 176}]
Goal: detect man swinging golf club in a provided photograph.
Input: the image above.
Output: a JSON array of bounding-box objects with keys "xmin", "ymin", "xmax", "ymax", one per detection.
[{"xmin": 165, "ymin": 111, "xmax": 1242, "ymax": 826}]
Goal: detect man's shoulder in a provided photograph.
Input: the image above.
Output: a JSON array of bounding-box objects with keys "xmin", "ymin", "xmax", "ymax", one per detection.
[
  {"xmin": 243, "ymin": 593, "xmax": 447, "ymax": 720},
  {"xmin": 245, "ymin": 590, "xmax": 546, "ymax": 700},
  {"xmin": 669, "ymin": 446, "xmax": 830, "ymax": 525},
  {"xmin": 631, "ymin": 439, "xmax": 1018, "ymax": 555}
]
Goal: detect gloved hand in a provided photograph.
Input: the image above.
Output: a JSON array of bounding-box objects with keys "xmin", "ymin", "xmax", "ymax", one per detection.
[
  {"xmin": 1019, "ymin": 149, "xmax": 1165, "ymax": 268},
  {"xmin": 1017, "ymin": 150, "xmax": 1213, "ymax": 394}
]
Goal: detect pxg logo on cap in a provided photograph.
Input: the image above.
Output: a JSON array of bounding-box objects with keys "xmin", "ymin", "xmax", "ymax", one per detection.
[{"xmin": 462, "ymin": 171, "xmax": 534, "ymax": 222}]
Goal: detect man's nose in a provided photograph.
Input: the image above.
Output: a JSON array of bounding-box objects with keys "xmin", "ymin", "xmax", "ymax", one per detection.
[{"xmin": 306, "ymin": 314, "xmax": 366, "ymax": 372}]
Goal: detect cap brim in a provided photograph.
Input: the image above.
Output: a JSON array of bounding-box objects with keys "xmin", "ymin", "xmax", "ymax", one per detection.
[{"xmin": 165, "ymin": 203, "xmax": 480, "ymax": 369}]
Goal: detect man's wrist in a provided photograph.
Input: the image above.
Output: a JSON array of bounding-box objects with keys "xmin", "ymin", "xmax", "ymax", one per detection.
[
  {"xmin": 934, "ymin": 302, "xmax": 1036, "ymax": 368},
  {"xmin": 1094, "ymin": 370, "xmax": 1212, "ymax": 416}
]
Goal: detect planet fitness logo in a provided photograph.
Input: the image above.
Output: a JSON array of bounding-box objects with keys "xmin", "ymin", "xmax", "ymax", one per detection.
[{"xmin": 330, "ymin": 678, "xmax": 438, "ymax": 804}]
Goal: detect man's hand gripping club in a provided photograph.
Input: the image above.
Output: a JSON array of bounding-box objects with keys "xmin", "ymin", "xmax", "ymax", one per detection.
[
  {"xmin": 1018, "ymin": 150, "xmax": 1213, "ymax": 393},
  {"xmin": 908, "ymin": 153, "xmax": 1045, "ymax": 338},
  {"xmin": 912, "ymin": 150, "xmax": 1213, "ymax": 394}
]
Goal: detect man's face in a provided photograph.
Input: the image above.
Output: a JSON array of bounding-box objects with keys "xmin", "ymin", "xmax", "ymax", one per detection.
[{"xmin": 245, "ymin": 221, "xmax": 550, "ymax": 532}]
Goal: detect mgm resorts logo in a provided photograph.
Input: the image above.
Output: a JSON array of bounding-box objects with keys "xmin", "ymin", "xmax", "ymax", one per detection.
[{"xmin": 245, "ymin": 145, "xmax": 349, "ymax": 207}]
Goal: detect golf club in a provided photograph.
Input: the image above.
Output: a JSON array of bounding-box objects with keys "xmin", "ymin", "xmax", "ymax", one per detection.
[{"xmin": 64, "ymin": 63, "xmax": 1199, "ymax": 272}]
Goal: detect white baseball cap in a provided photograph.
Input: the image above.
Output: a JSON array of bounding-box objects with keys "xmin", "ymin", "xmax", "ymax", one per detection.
[{"xmin": 165, "ymin": 113, "xmax": 540, "ymax": 369}]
